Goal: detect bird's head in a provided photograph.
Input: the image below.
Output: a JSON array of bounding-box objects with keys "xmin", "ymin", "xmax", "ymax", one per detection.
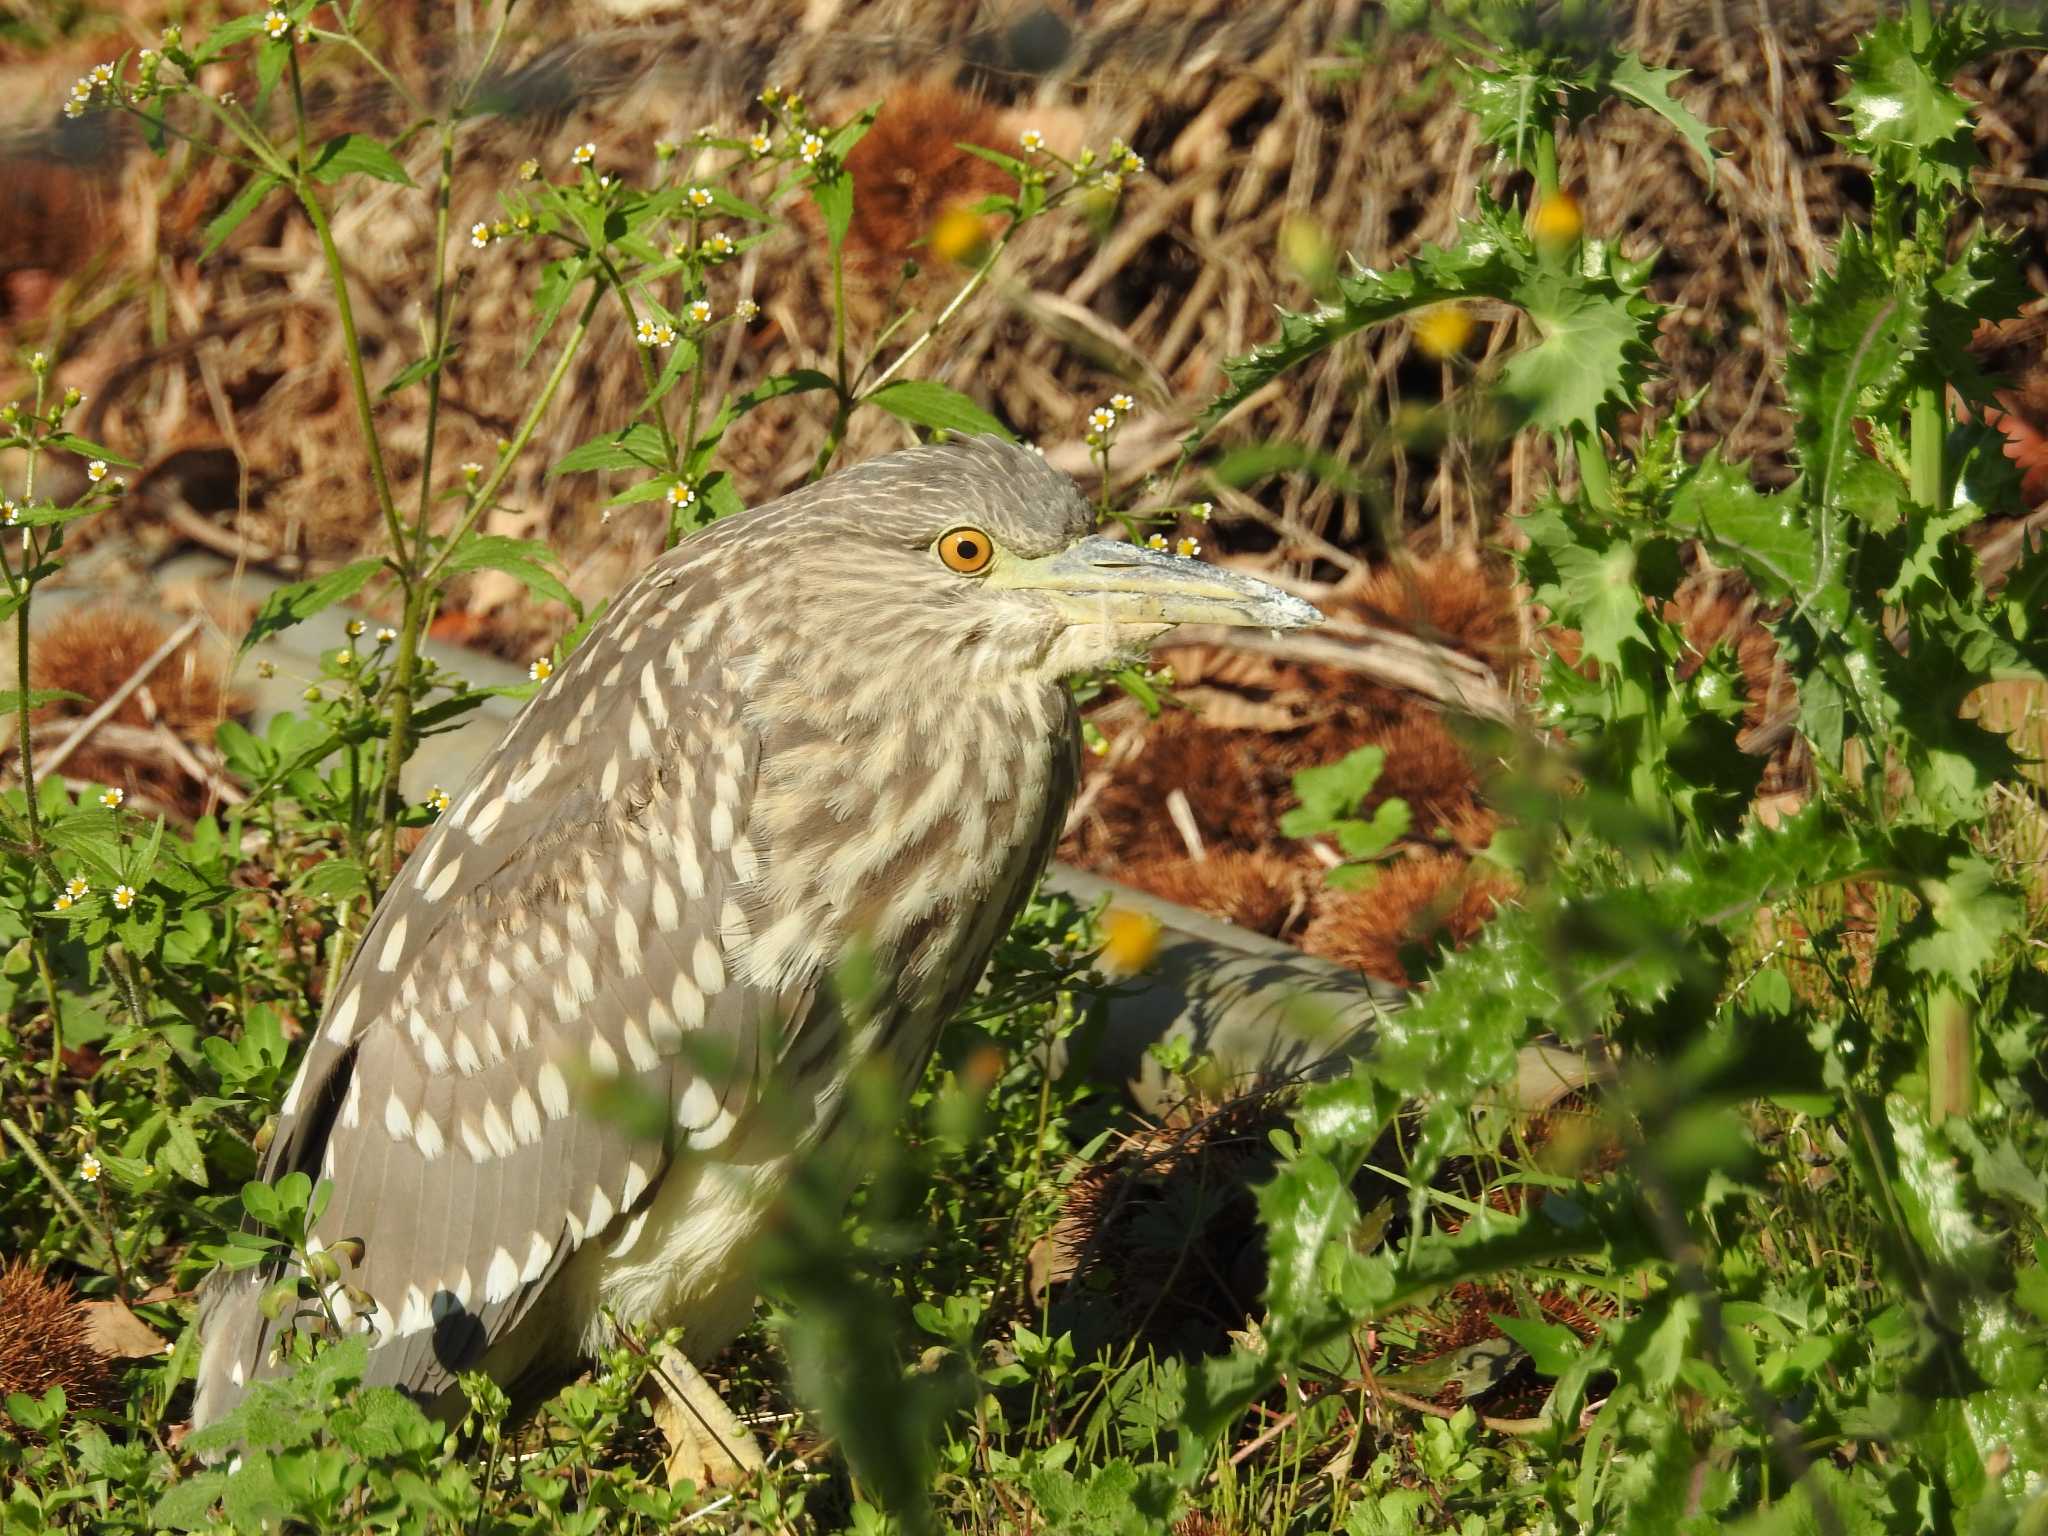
[{"xmin": 721, "ymin": 436, "xmax": 1320, "ymax": 688}]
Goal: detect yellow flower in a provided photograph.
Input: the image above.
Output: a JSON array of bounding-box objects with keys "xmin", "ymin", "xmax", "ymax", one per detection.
[
  {"xmin": 1413, "ymin": 304, "xmax": 1475, "ymax": 360},
  {"xmin": 1530, "ymin": 192, "xmax": 1583, "ymax": 248},
  {"xmin": 927, "ymin": 205, "xmax": 987, "ymax": 266},
  {"xmin": 1098, "ymin": 907, "xmax": 1163, "ymax": 975}
]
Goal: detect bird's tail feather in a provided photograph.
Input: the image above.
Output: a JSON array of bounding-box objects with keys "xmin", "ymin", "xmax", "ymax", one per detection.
[{"xmin": 189, "ymin": 1268, "xmax": 269, "ymax": 1436}]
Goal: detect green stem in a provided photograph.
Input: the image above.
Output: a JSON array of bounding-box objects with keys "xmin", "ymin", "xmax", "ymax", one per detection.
[
  {"xmin": 412, "ymin": 121, "xmax": 459, "ymax": 553},
  {"xmin": 295, "ymin": 184, "xmax": 405, "ymax": 559}
]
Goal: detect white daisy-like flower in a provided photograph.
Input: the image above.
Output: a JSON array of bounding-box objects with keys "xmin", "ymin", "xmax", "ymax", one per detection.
[
  {"xmin": 1191, "ymin": 500, "xmax": 1214, "ymax": 521},
  {"xmin": 528, "ymin": 657, "xmax": 553, "ymax": 682},
  {"xmin": 1088, "ymin": 406, "xmax": 1117, "ymax": 434},
  {"xmin": 100, "ymin": 787, "xmax": 125, "ymax": 809},
  {"xmin": 687, "ymin": 185, "xmax": 714, "ymax": 210},
  {"xmin": 63, "ymin": 99, "xmax": 85, "ymax": 120},
  {"xmin": 262, "ymin": 9, "xmax": 292, "ymax": 40},
  {"xmin": 799, "ymin": 133, "xmax": 825, "ymax": 165},
  {"xmin": 70, "ymin": 79, "xmax": 93, "ymax": 103},
  {"xmin": 461, "ymin": 461, "xmax": 484, "ymax": 481},
  {"xmin": 748, "ymin": 128, "xmax": 772, "ymax": 156},
  {"xmin": 1175, "ymin": 536, "xmax": 1201, "ymax": 558},
  {"xmin": 469, "ymin": 221, "xmax": 491, "ymax": 249},
  {"xmin": 735, "ymin": 298, "xmax": 760, "ymax": 322},
  {"xmin": 1019, "ymin": 128, "xmax": 1045, "ymax": 152},
  {"xmin": 89, "ymin": 63, "xmax": 115, "ymax": 85},
  {"xmin": 1110, "ymin": 392, "xmax": 1135, "ymax": 413},
  {"xmin": 79, "ymin": 1154, "xmax": 102, "ymax": 1183},
  {"xmin": 87, "ymin": 460, "xmax": 108, "ymax": 482},
  {"xmin": 654, "ymin": 321, "xmax": 678, "ymax": 348},
  {"xmin": 666, "ymin": 481, "xmax": 696, "ymax": 509},
  {"xmin": 53, "ymin": 893, "xmax": 76, "ymax": 912},
  {"xmin": 112, "ymin": 884, "xmax": 137, "ymax": 910},
  {"xmin": 1144, "ymin": 533, "xmax": 1169, "ymax": 551},
  {"xmin": 1121, "ymin": 150, "xmax": 1144, "ymax": 174},
  {"xmin": 571, "ymin": 141, "xmax": 596, "ymax": 166},
  {"xmin": 705, "ymin": 231, "xmax": 734, "ymax": 256},
  {"xmin": 687, "ymin": 299, "xmax": 713, "ymax": 324},
  {"xmin": 427, "ymin": 786, "xmax": 450, "ymax": 814},
  {"xmin": 346, "ymin": 618, "xmax": 365, "ymax": 637},
  {"xmin": 636, "ymin": 318, "xmax": 661, "ymax": 346},
  {"xmin": 3, "ymin": 500, "xmax": 19, "ymax": 526},
  {"xmin": 376, "ymin": 626, "xmax": 397, "ymax": 643}
]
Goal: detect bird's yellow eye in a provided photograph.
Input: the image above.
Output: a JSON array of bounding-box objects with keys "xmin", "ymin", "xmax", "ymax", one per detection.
[{"xmin": 937, "ymin": 527, "xmax": 995, "ymax": 574}]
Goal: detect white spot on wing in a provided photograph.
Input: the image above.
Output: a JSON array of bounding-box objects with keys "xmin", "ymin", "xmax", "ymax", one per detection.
[
  {"xmin": 397, "ymin": 1284, "xmax": 431, "ymax": 1334},
  {"xmin": 412, "ymin": 1108, "xmax": 445, "ymax": 1160},
  {"xmin": 588, "ymin": 1034, "xmax": 619, "ymax": 1076},
  {"xmin": 323, "ymin": 989, "xmax": 362, "ymax": 1044},
  {"xmin": 377, "ymin": 915, "xmax": 409, "ymax": 972},
  {"xmin": 692, "ymin": 934, "xmax": 726, "ymax": 995},
  {"xmin": 510, "ymin": 1086, "xmax": 542, "ymax": 1144},
  {"xmin": 482, "ymin": 1099, "xmax": 517, "ymax": 1158},
  {"xmin": 384, "ymin": 1092, "xmax": 412, "ymax": 1142},
  {"xmin": 623, "ymin": 1019, "xmax": 658, "ymax": 1072},
  {"xmin": 537, "ymin": 1061, "xmax": 570, "ymax": 1118},
  {"xmin": 586, "ymin": 1185, "xmax": 615, "ymax": 1234},
  {"xmin": 484, "ymin": 1246, "xmax": 520, "ymax": 1305},
  {"xmin": 522, "ymin": 1230, "xmax": 553, "ymax": 1282}
]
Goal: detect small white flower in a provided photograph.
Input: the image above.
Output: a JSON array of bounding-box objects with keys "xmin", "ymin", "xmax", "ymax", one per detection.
[
  {"xmin": 1110, "ymin": 392, "xmax": 1135, "ymax": 414},
  {"xmin": 1088, "ymin": 406, "xmax": 1117, "ymax": 434},
  {"xmin": 528, "ymin": 657, "xmax": 553, "ymax": 682},
  {"xmin": 571, "ymin": 141, "xmax": 596, "ymax": 166},
  {"xmin": 461, "ymin": 461, "xmax": 483, "ymax": 481},
  {"xmin": 87, "ymin": 460, "xmax": 108, "ymax": 482},
  {"xmin": 748, "ymin": 127, "xmax": 772, "ymax": 156},
  {"xmin": 636, "ymin": 318, "xmax": 661, "ymax": 347},
  {"xmin": 79, "ymin": 1154, "xmax": 102, "ymax": 1183},
  {"xmin": 799, "ymin": 133, "xmax": 825, "ymax": 165},
  {"xmin": 65, "ymin": 876, "xmax": 90, "ymax": 900},
  {"xmin": 112, "ymin": 884, "xmax": 136, "ymax": 910},
  {"xmin": 1144, "ymin": 533, "xmax": 1168, "ymax": 551},
  {"xmin": 705, "ymin": 231, "xmax": 734, "ymax": 256},
  {"xmin": 517, "ymin": 158, "xmax": 540, "ymax": 181},
  {"xmin": 665, "ymin": 481, "xmax": 695, "ymax": 509},
  {"xmin": 687, "ymin": 299, "xmax": 712, "ymax": 325},
  {"xmin": 52, "ymin": 893, "xmax": 76, "ymax": 912},
  {"xmin": 89, "ymin": 63, "xmax": 115, "ymax": 85},
  {"xmin": 687, "ymin": 185, "xmax": 714, "ymax": 209},
  {"xmin": 101, "ymin": 787, "xmax": 125, "ymax": 809},
  {"xmin": 1191, "ymin": 500, "xmax": 1214, "ymax": 521},
  {"xmin": 469, "ymin": 221, "xmax": 491, "ymax": 249},
  {"xmin": 1121, "ymin": 150, "xmax": 1144, "ymax": 175},
  {"xmin": 654, "ymin": 321, "xmax": 678, "ymax": 348},
  {"xmin": 1019, "ymin": 128, "xmax": 1045, "ymax": 152},
  {"xmin": 1175, "ymin": 536, "xmax": 1201, "ymax": 558},
  {"xmin": 426, "ymin": 786, "xmax": 450, "ymax": 814},
  {"xmin": 263, "ymin": 9, "xmax": 292, "ymax": 40},
  {"xmin": 70, "ymin": 78, "xmax": 93, "ymax": 103},
  {"xmin": 376, "ymin": 626, "xmax": 397, "ymax": 643},
  {"xmin": 63, "ymin": 99, "xmax": 85, "ymax": 119},
  {"xmin": 346, "ymin": 618, "xmax": 365, "ymax": 637},
  {"xmin": 3, "ymin": 500, "xmax": 18, "ymax": 526},
  {"xmin": 735, "ymin": 298, "xmax": 759, "ymax": 322}
]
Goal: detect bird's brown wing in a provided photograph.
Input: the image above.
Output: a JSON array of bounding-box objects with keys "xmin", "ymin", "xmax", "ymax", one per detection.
[{"xmin": 195, "ymin": 555, "xmax": 805, "ymax": 1421}]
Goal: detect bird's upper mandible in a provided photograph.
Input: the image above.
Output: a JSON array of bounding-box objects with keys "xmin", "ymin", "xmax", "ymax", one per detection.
[{"xmin": 194, "ymin": 436, "xmax": 1319, "ymax": 1424}]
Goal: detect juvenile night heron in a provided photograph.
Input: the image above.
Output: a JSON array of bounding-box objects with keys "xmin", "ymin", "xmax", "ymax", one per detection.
[{"xmin": 193, "ymin": 435, "xmax": 1318, "ymax": 1475}]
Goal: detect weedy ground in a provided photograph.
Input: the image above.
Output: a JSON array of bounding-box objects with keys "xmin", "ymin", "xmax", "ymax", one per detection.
[{"xmin": 3, "ymin": 2, "xmax": 2048, "ymax": 1534}]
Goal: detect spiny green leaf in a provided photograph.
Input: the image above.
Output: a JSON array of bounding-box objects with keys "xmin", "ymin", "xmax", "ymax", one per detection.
[{"xmin": 1606, "ymin": 52, "xmax": 1719, "ymax": 186}]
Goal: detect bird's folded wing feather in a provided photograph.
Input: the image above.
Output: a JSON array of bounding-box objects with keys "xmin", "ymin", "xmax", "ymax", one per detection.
[{"xmin": 199, "ymin": 555, "xmax": 798, "ymax": 1411}]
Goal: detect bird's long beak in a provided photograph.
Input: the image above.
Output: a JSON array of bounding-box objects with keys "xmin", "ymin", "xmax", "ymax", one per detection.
[{"xmin": 989, "ymin": 535, "xmax": 1322, "ymax": 631}]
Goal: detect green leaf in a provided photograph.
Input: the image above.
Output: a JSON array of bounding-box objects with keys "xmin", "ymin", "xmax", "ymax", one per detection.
[
  {"xmin": 43, "ymin": 432, "xmax": 138, "ymax": 468},
  {"xmin": 686, "ymin": 371, "xmax": 836, "ymax": 477},
  {"xmin": 238, "ymin": 558, "xmax": 384, "ymax": 655},
  {"xmin": 1491, "ymin": 1312, "xmax": 1584, "ymax": 1377},
  {"xmin": 812, "ymin": 166, "xmax": 855, "ymax": 254},
  {"xmin": 547, "ymin": 422, "xmax": 672, "ymax": 478},
  {"xmin": 1839, "ymin": 19, "xmax": 1979, "ymax": 190},
  {"xmin": 439, "ymin": 534, "xmax": 578, "ymax": 613},
  {"xmin": 1606, "ymin": 52, "xmax": 1719, "ymax": 185},
  {"xmin": 1899, "ymin": 850, "xmax": 2023, "ymax": 993},
  {"xmin": 296, "ymin": 857, "xmax": 368, "ymax": 904},
  {"xmin": 1279, "ymin": 746, "xmax": 1386, "ymax": 836},
  {"xmin": 202, "ymin": 174, "xmax": 281, "ymax": 262},
  {"xmin": 378, "ymin": 345, "xmax": 460, "ymax": 400},
  {"xmin": 0, "ymin": 688, "xmax": 87, "ymax": 717},
  {"xmin": 1668, "ymin": 454, "xmax": 1818, "ymax": 602},
  {"xmin": 865, "ymin": 379, "xmax": 1013, "ymax": 440},
  {"xmin": 307, "ymin": 131, "xmax": 415, "ymax": 187}
]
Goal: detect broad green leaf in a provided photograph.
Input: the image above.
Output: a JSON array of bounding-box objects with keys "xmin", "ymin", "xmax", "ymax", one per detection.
[
  {"xmin": 1669, "ymin": 453, "xmax": 1817, "ymax": 601},
  {"xmin": 238, "ymin": 557, "xmax": 384, "ymax": 654},
  {"xmin": 547, "ymin": 422, "xmax": 671, "ymax": 478},
  {"xmin": 1839, "ymin": 19, "xmax": 1978, "ymax": 189},
  {"xmin": 865, "ymin": 379, "xmax": 1013, "ymax": 440},
  {"xmin": 439, "ymin": 534, "xmax": 578, "ymax": 613},
  {"xmin": 811, "ymin": 166, "xmax": 855, "ymax": 254}
]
